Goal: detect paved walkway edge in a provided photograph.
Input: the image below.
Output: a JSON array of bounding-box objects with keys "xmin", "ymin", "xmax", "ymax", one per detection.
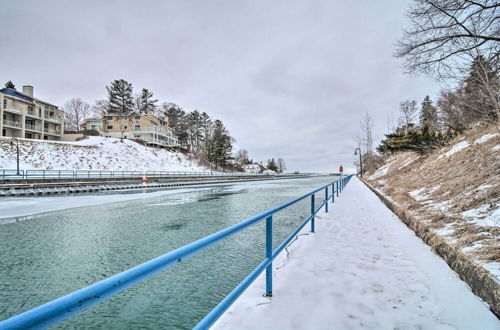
[{"xmin": 361, "ymin": 178, "xmax": 500, "ymax": 318}]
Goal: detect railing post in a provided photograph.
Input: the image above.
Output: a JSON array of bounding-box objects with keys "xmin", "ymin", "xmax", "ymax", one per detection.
[
  {"xmin": 325, "ymin": 187, "xmax": 328, "ymax": 213},
  {"xmin": 310, "ymin": 194, "xmax": 315, "ymax": 233},
  {"xmin": 331, "ymin": 183, "xmax": 334, "ymax": 203},
  {"xmin": 265, "ymin": 216, "xmax": 272, "ymax": 297},
  {"xmin": 336, "ymin": 181, "xmax": 339, "ymax": 197}
]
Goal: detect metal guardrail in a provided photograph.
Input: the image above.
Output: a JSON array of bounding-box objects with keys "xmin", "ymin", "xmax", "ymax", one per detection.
[
  {"xmin": 0, "ymin": 175, "xmax": 352, "ymax": 329},
  {"xmin": 0, "ymin": 169, "xmax": 310, "ymax": 180}
]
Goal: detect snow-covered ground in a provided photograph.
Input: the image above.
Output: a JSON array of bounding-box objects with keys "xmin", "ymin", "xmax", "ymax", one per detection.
[
  {"xmin": 368, "ymin": 127, "xmax": 500, "ymax": 282},
  {"xmin": 214, "ymin": 178, "xmax": 499, "ymax": 329},
  {"xmin": 437, "ymin": 140, "xmax": 470, "ymax": 159},
  {"xmin": 0, "ymin": 136, "xmax": 208, "ymax": 171}
]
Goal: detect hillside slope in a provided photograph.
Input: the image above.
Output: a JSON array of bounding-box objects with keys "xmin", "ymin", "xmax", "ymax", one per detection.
[
  {"xmin": 0, "ymin": 136, "xmax": 209, "ymax": 172},
  {"xmin": 366, "ymin": 125, "xmax": 499, "ymax": 280}
]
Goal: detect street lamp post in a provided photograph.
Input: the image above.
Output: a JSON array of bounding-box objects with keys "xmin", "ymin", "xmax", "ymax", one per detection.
[
  {"xmin": 354, "ymin": 147, "xmax": 362, "ymax": 178},
  {"xmin": 10, "ymin": 137, "xmax": 20, "ymax": 175}
]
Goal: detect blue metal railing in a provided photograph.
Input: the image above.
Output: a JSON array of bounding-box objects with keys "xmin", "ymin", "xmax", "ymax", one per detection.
[
  {"xmin": 0, "ymin": 169, "xmax": 318, "ymax": 180},
  {"xmin": 0, "ymin": 175, "xmax": 353, "ymax": 329}
]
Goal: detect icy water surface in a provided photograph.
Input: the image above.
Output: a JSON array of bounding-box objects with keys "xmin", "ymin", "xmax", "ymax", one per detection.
[{"xmin": 0, "ymin": 176, "xmax": 336, "ymax": 329}]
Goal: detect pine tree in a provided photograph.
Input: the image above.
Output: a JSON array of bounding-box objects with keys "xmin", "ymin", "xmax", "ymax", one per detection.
[
  {"xmin": 200, "ymin": 112, "xmax": 212, "ymax": 144},
  {"xmin": 205, "ymin": 120, "xmax": 232, "ymax": 168},
  {"xmin": 419, "ymin": 95, "xmax": 439, "ymax": 130},
  {"xmin": 4, "ymin": 80, "xmax": 15, "ymax": 89},
  {"xmin": 186, "ymin": 110, "xmax": 204, "ymax": 149},
  {"xmin": 138, "ymin": 88, "xmax": 158, "ymax": 114},
  {"xmin": 106, "ymin": 79, "xmax": 134, "ymax": 114},
  {"xmin": 267, "ymin": 158, "xmax": 278, "ymax": 172},
  {"xmin": 163, "ymin": 103, "xmax": 183, "ymax": 126},
  {"xmin": 462, "ymin": 56, "xmax": 499, "ymax": 122}
]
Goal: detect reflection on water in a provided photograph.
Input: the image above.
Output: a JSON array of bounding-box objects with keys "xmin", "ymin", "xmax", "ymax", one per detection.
[{"xmin": 0, "ymin": 176, "xmax": 336, "ymax": 329}]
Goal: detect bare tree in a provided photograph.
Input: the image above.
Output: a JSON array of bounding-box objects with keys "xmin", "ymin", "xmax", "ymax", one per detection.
[
  {"xmin": 396, "ymin": 0, "xmax": 500, "ymax": 78},
  {"xmin": 359, "ymin": 113, "xmax": 376, "ymax": 173},
  {"xmin": 399, "ymin": 100, "xmax": 418, "ymax": 133},
  {"xmin": 234, "ymin": 149, "xmax": 250, "ymax": 167},
  {"xmin": 360, "ymin": 113, "xmax": 374, "ymax": 154},
  {"xmin": 63, "ymin": 98, "xmax": 92, "ymax": 131},
  {"xmin": 386, "ymin": 111, "xmax": 397, "ymax": 133},
  {"xmin": 277, "ymin": 158, "xmax": 287, "ymax": 173},
  {"xmin": 91, "ymin": 99, "xmax": 109, "ymax": 115}
]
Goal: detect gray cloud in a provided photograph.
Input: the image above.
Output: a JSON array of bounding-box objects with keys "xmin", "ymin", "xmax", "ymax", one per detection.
[{"xmin": 0, "ymin": 0, "xmax": 440, "ymax": 172}]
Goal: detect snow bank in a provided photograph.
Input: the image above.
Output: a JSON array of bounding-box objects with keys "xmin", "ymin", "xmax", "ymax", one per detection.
[
  {"xmin": 0, "ymin": 136, "xmax": 209, "ymax": 171},
  {"xmin": 475, "ymin": 133, "xmax": 499, "ymax": 145},
  {"xmin": 438, "ymin": 141, "xmax": 470, "ymax": 159}
]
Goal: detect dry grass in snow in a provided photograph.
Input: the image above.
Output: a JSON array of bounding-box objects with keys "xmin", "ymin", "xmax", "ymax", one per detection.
[{"xmin": 367, "ymin": 124, "xmax": 500, "ymax": 280}]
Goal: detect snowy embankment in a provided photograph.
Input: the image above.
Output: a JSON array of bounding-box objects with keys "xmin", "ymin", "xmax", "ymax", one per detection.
[
  {"xmin": 214, "ymin": 178, "xmax": 499, "ymax": 329},
  {"xmin": 0, "ymin": 136, "xmax": 208, "ymax": 172},
  {"xmin": 367, "ymin": 126, "xmax": 499, "ymax": 282}
]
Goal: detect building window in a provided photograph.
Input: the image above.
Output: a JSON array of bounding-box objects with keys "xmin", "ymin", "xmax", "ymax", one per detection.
[
  {"xmin": 107, "ymin": 116, "xmax": 113, "ymax": 120},
  {"xmin": 3, "ymin": 99, "xmax": 6, "ymax": 109},
  {"xmin": 107, "ymin": 125, "xmax": 113, "ymax": 129},
  {"xmin": 135, "ymin": 115, "xmax": 141, "ymax": 120}
]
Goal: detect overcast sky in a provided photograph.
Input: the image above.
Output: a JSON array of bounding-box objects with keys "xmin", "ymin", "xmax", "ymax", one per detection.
[{"xmin": 0, "ymin": 0, "xmax": 441, "ymax": 172}]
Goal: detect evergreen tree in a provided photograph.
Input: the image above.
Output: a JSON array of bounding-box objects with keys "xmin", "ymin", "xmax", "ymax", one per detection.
[
  {"xmin": 176, "ymin": 119, "xmax": 189, "ymax": 148},
  {"xmin": 376, "ymin": 125, "xmax": 448, "ymax": 154},
  {"xmin": 163, "ymin": 103, "xmax": 184, "ymax": 129},
  {"xmin": 187, "ymin": 110, "xmax": 203, "ymax": 149},
  {"xmin": 204, "ymin": 120, "xmax": 232, "ymax": 168},
  {"xmin": 138, "ymin": 88, "xmax": 158, "ymax": 114},
  {"xmin": 462, "ymin": 55, "xmax": 499, "ymax": 122},
  {"xmin": 4, "ymin": 80, "xmax": 15, "ymax": 89},
  {"xmin": 419, "ymin": 95, "xmax": 439, "ymax": 130},
  {"xmin": 267, "ymin": 158, "xmax": 278, "ymax": 172},
  {"xmin": 106, "ymin": 79, "xmax": 134, "ymax": 114},
  {"xmin": 200, "ymin": 112, "xmax": 212, "ymax": 144}
]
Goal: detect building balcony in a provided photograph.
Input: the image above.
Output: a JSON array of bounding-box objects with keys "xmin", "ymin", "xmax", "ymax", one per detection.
[
  {"xmin": 135, "ymin": 135, "xmax": 179, "ymax": 147},
  {"xmin": 44, "ymin": 116, "xmax": 62, "ymax": 124},
  {"xmin": 44, "ymin": 127, "xmax": 61, "ymax": 135},
  {"xmin": 25, "ymin": 123, "xmax": 42, "ymax": 131},
  {"xmin": 3, "ymin": 108, "xmax": 23, "ymax": 115},
  {"xmin": 3, "ymin": 120, "xmax": 22, "ymax": 128},
  {"xmin": 26, "ymin": 110, "xmax": 41, "ymax": 118},
  {"xmin": 132, "ymin": 126, "xmax": 176, "ymax": 138}
]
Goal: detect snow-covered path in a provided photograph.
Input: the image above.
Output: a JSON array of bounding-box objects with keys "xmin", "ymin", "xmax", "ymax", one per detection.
[{"xmin": 214, "ymin": 178, "xmax": 499, "ymax": 329}]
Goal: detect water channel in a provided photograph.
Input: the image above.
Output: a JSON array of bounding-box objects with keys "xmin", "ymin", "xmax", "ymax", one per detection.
[{"xmin": 0, "ymin": 176, "xmax": 337, "ymax": 329}]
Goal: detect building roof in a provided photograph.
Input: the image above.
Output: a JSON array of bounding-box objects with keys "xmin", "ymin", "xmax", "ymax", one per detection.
[
  {"xmin": 0, "ymin": 88, "xmax": 34, "ymax": 103},
  {"xmin": 0, "ymin": 87, "xmax": 61, "ymax": 110}
]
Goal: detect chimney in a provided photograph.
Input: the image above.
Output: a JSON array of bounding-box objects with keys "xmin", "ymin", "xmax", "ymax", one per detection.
[{"xmin": 22, "ymin": 85, "xmax": 34, "ymax": 97}]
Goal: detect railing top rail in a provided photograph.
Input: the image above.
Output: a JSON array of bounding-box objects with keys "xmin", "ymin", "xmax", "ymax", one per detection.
[{"xmin": 0, "ymin": 176, "xmax": 352, "ymax": 329}]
